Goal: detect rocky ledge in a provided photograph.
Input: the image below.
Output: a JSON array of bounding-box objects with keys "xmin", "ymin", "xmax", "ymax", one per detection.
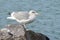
[{"xmin": 0, "ymin": 24, "xmax": 50, "ymax": 40}]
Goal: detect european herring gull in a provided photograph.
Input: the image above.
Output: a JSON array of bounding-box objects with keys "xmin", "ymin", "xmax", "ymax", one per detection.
[{"xmin": 7, "ymin": 10, "xmax": 38, "ymax": 26}]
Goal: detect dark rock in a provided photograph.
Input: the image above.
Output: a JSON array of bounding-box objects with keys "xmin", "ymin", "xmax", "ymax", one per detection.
[
  {"xmin": 0, "ymin": 24, "xmax": 49, "ymax": 40},
  {"xmin": 26, "ymin": 30, "xmax": 49, "ymax": 40}
]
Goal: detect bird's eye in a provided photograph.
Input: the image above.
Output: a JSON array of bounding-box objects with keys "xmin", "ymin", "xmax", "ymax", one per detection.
[{"xmin": 32, "ymin": 12, "xmax": 35, "ymax": 13}]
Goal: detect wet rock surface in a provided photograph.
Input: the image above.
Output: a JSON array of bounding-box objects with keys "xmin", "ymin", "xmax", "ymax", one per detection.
[{"xmin": 0, "ymin": 24, "xmax": 49, "ymax": 40}]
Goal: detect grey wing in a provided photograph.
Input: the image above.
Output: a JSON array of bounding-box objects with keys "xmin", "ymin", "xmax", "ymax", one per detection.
[{"xmin": 13, "ymin": 11, "xmax": 29, "ymax": 20}]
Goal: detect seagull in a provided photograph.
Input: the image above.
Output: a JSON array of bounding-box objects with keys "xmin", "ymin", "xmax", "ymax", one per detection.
[{"xmin": 7, "ymin": 10, "xmax": 38, "ymax": 26}]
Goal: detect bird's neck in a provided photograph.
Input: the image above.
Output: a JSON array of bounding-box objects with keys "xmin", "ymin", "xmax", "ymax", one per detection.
[{"xmin": 29, "ymin": 14, "xmax": 36, "ymax": 20}]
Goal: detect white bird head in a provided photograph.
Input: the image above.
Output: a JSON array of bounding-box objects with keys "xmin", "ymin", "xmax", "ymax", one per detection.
[{"xmin": 29, "ymin": 10, "xmax": 38, "ymax": 15}]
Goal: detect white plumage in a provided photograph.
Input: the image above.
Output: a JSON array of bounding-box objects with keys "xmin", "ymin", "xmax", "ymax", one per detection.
[{"xmin": 7, "ymin": 10, "xmax": 38, "ymax": 25}]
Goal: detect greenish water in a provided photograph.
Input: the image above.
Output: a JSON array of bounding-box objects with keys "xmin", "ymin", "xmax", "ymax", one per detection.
[{"xmin": 0, "ymin": 0, "xmax": 60, "ymax": 40}]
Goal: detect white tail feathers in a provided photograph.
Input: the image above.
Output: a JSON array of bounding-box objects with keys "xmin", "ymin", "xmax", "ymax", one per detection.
[{"xmin": 7, "ymin": 17, "xmax": 15, "ymax": 20}]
